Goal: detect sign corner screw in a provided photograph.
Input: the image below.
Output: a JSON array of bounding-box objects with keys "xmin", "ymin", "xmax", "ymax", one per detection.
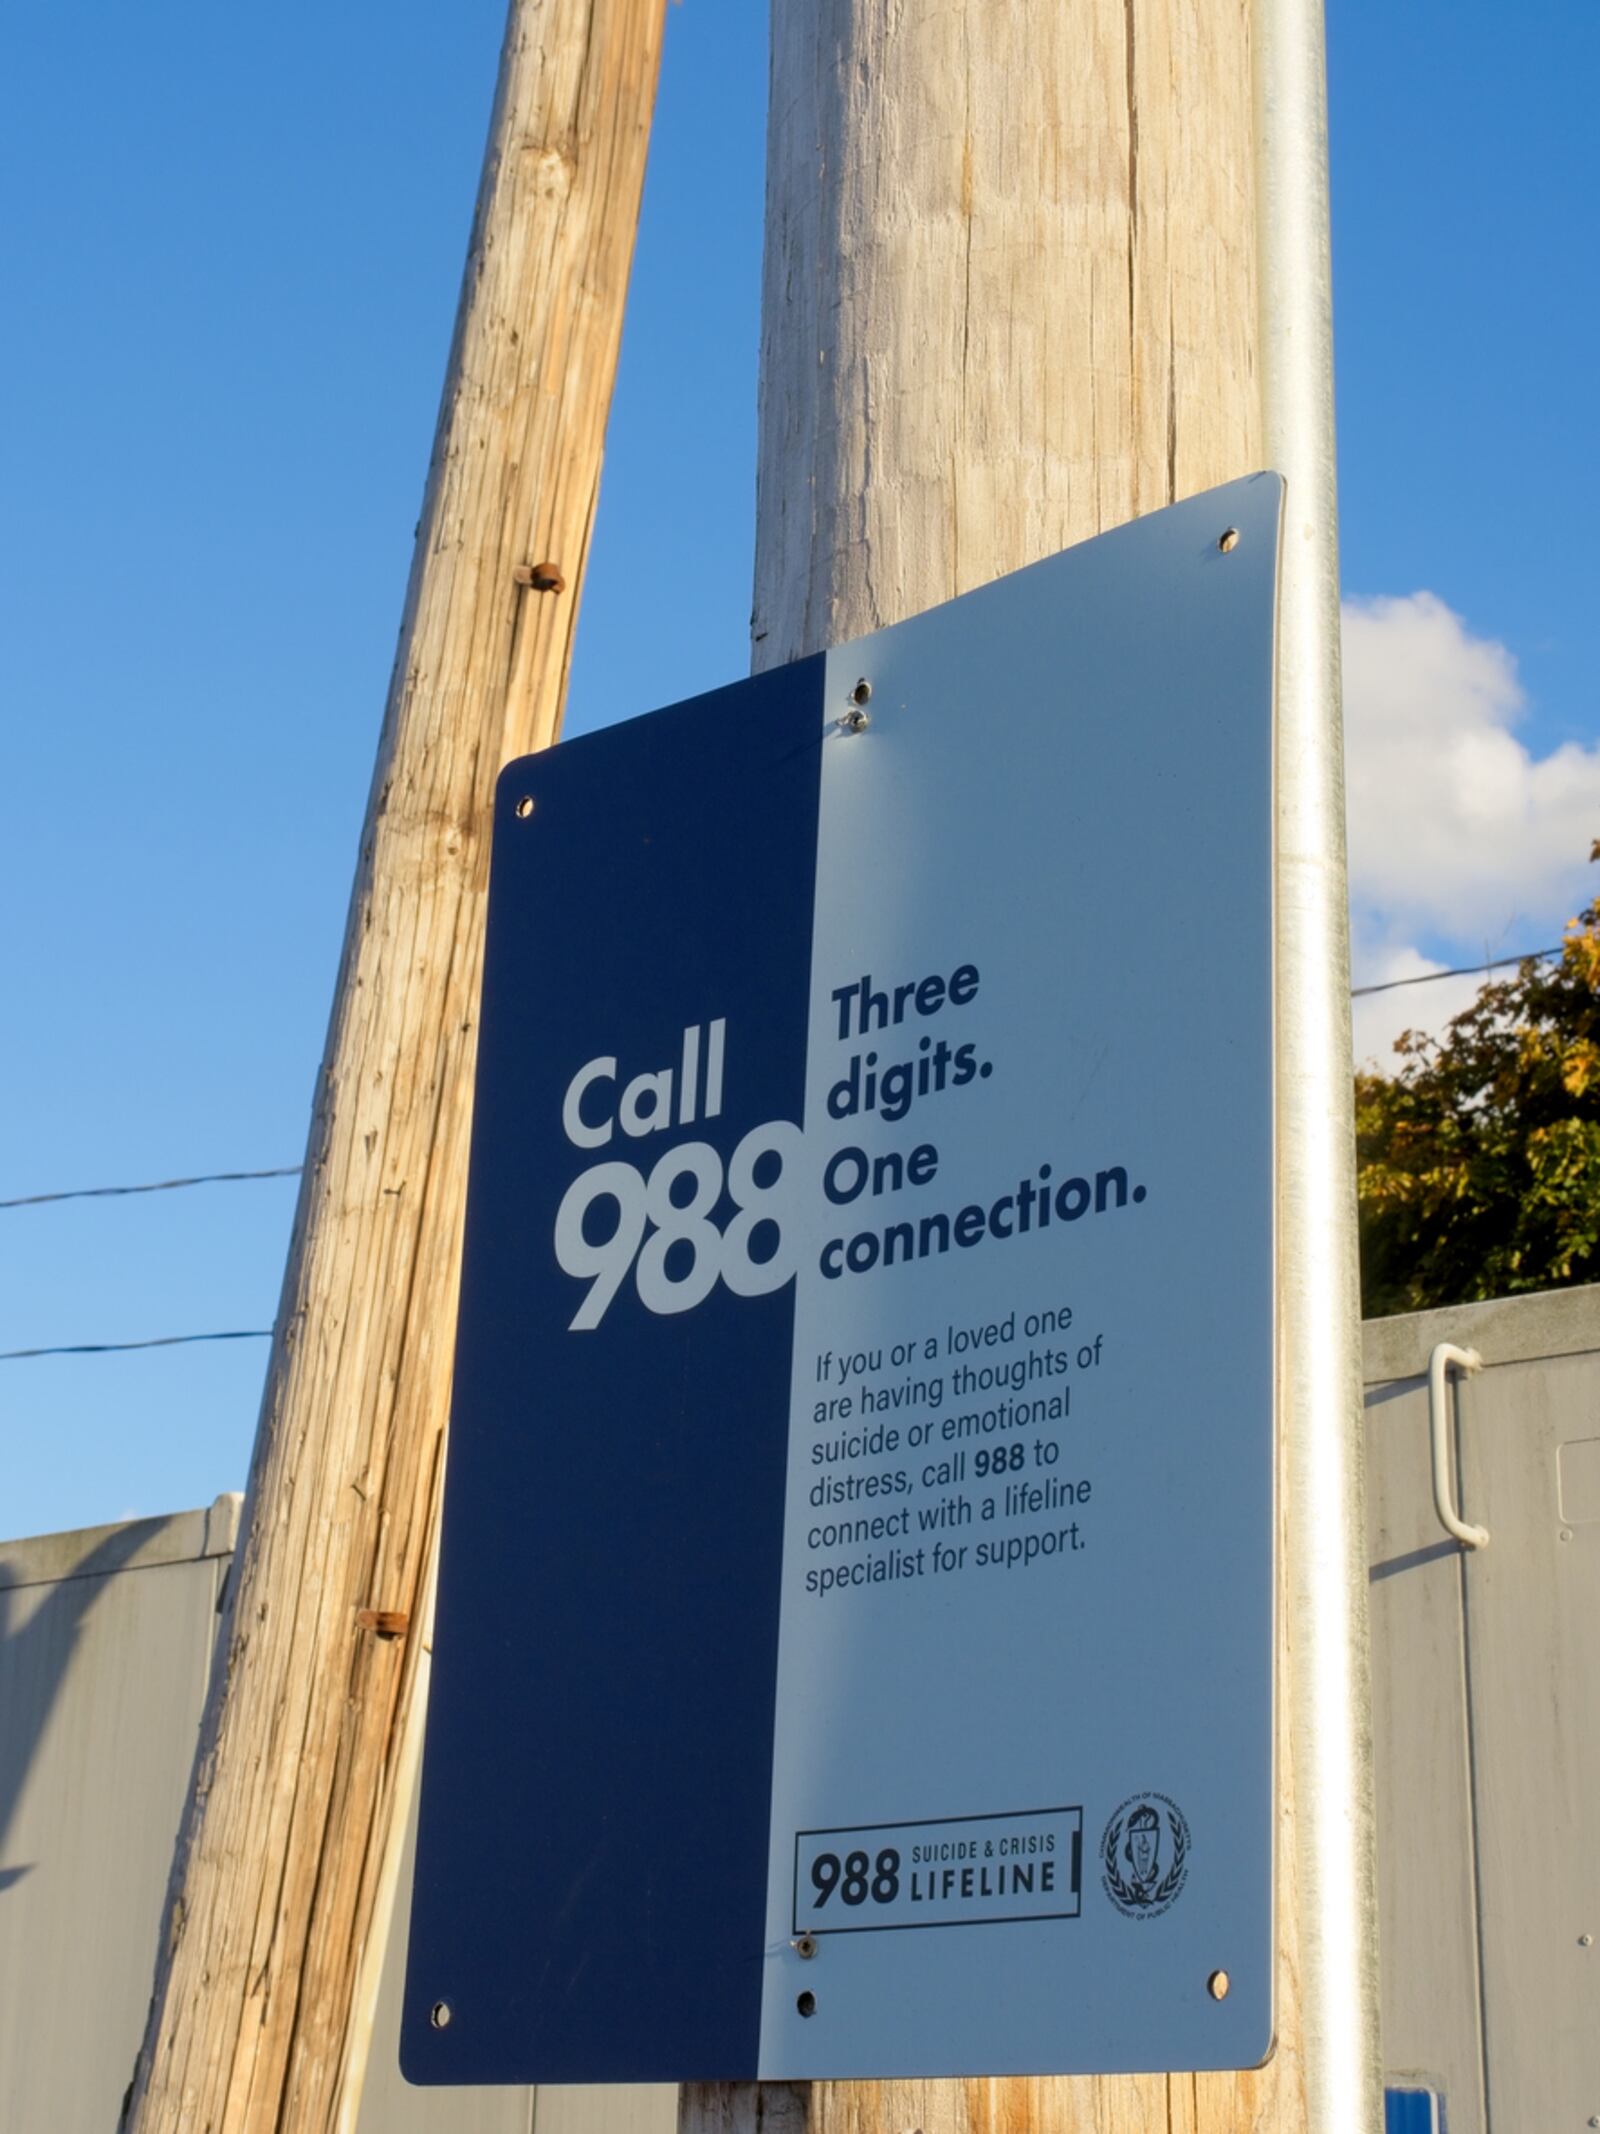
[{"xmin": 839, "ymin": 677, "xmax": 873, "ymax": 732}]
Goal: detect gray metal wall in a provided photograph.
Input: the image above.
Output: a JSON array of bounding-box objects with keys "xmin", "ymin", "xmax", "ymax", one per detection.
[
  {"xmin": 5, "ymin": 1284, "xmax": 1597, "ymax": 2125},
  {"xmin": 0, "ymin": 1501, "xmax": 238, "ymax": 2132},
  {"xmin": 1365, "ymin": 1286, "xmax": 1600, "ymax": 2131},
  {"xmin": 0, "ymin": 1494, "xmax": 672, "ymax": 2134}
]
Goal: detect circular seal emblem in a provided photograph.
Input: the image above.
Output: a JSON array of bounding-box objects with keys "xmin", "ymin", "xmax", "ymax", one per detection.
[{"xmin": 1100, "ymin": 1792, "xmax": 1190, "ymax": 1920}]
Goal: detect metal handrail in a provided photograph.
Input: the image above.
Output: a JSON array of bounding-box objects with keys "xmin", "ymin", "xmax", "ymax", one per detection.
[{"xmin": 1428, "ymin": 1342, "xmax": 1488, "ymax": 1549}]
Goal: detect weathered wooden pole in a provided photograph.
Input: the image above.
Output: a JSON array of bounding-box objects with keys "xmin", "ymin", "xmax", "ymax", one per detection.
[
  {"xmin": 685, "ymin": 0, "xmax": 1379, "ymax": 2130},
  {"xmin": 123, "ymin": 4, "xmax": 666, "ymax": 2127}
]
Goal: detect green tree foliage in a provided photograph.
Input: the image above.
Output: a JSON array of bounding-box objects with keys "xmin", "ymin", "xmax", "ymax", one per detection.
[{"xmin": 1356, "ymin": 849, "xmax": 1600, "ymax": 1317}]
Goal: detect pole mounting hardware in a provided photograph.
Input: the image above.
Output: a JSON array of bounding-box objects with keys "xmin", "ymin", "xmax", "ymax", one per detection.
[
  {"xmin": 356, "ymin": 1608, "xmax": 411, "ymax": 1640},
  {"xmin": 514, "ymin": 562, "xmax": 566, "ymax": 593}
]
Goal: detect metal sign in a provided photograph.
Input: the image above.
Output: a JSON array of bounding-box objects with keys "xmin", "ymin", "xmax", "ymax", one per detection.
[{"xmin": 403, "ymin": 473, "xmax": 1282, "ymax": 2084}]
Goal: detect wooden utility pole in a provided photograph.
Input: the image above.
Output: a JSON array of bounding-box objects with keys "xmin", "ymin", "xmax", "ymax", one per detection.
[
  {"xmin": 124, "ymin": 3, "xmax": 666, "ymax": 2127},
  {"xmin": 686, "ymin": 1, "xmax": 1377, "ymax": 2131}
]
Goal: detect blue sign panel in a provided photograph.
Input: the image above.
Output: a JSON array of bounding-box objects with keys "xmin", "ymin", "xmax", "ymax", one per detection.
[
  {"xmin": 404, "ymin": 475, "xmax": 1282, "ymax": 2084},
  {"xmin": 1385, "ymin": 2088, "xmax": 1443, "ymax": 2133}
]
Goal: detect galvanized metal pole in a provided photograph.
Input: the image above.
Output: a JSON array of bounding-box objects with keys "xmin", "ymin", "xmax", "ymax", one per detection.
[{"xmin": 1255, "ymin": 0, "xmax": 1384, "ymax": 2124}]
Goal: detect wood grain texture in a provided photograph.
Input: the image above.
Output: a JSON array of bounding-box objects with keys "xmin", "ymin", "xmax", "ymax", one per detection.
[
  {"xmin": 694, "ymin": 2, "xmax": 1303, "ymax": 2128},
  {"xmin": 752, "ymin": 0, "xmax": 1260, "ymax": 672},
  {"xmin": 121, "ymin": 4, "xmax": 666, "ymax": 2128}
]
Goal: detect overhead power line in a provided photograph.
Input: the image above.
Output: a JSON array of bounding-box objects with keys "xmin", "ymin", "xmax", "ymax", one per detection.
[
  {"xmin": 1350, "ymin": 946, "xmax": 1562, "ymax": 999},
  {"xmin": 0, "ymin": 947, "xmax": 1579, "ymax": 1361},
  {"xmin": 0, "ymin": 1328, "xmax": 274, "ymax": 1362},
  {"xmin": 0, "ymin": 954, "xmax": 1580, "ymax": 1219},
  {"xmin": 0, "ymin": 1165, "xmax": 301, "ymax": 1212}
]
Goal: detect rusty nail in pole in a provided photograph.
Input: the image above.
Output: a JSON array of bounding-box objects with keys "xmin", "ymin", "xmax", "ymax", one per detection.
[
  {"xmin": 514, "ymin": 562, "xmax": 567, "ymax": 593},
  {"xmin": 356, "ymin": 1608, "xmax": 410, "ymax": 1640}
]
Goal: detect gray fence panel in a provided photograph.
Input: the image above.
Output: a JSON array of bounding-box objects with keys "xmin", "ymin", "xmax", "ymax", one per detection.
[
  {"xmin": 0, "ymin": 1498, "xmax": 676, "ymax": 2134},
  {"xmin": 0, "ymin": 1503, "xmax": 236, "ymax": 2133},
  {"xmin": 1364, "ymin": 1369, "xmax": 1486, "ymax": 2125},
  {"xmin": 1460, "ymin": 1346, "xmax": 1600, "ymax": 2131},
  {"xmin": 1365, "ymin": 1285, "xmax": 1600, "ymax": 2132},
  {"xmin": 533, "ymin": 2086, "xmax": 682, "ymax": 2134}
]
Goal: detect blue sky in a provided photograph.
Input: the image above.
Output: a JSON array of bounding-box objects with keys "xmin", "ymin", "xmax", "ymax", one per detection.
[{"xmin": 3, "ymin": 1, "xmax": 1596, "ymax": 1539}]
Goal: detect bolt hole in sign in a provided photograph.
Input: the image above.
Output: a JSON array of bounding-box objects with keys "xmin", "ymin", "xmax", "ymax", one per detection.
[{"xmin": 403, "ymin": 475, "xmax": 1283, "ymax": 2085}]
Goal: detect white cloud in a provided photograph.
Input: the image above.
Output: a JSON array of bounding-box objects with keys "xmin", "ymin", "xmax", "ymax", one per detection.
[{"xmin": 1342, "ymin": 591, "xmax": 1598, "ymax": 1066}]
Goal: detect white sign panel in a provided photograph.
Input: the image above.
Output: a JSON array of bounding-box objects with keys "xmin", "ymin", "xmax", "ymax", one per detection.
[{"xmin": 405, "ymin": 473, "xmax": 1282, "ymax": 2085}]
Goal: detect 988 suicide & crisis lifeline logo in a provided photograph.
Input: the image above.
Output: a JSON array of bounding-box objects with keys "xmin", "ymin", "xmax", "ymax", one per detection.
[{"xmin": 1100, "ymin": 1793, "xmax": 1190, "ymax": 1920}]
